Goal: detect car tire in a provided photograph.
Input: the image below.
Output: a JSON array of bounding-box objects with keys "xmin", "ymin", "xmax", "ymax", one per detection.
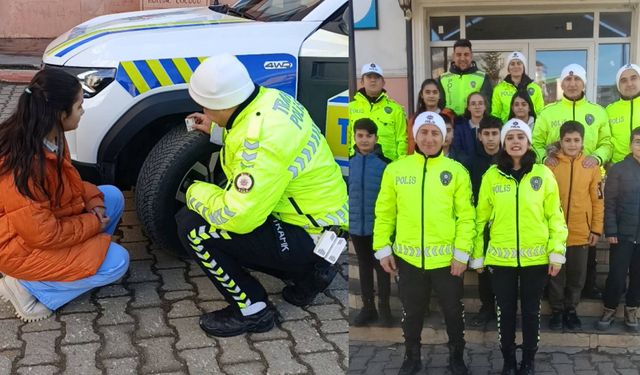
[{"xmin": 135, "ymin": 125, "xmax": 221, "ymax": 257}]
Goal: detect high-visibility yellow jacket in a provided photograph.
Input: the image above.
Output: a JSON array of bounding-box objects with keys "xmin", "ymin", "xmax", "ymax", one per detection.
[
  {"xmin": 348, "ymin": 89, "xmax": 407, "ymax": 161},
  {"xmin": 606, "ymin": 95, "xmax": 640, "ymax": 163},
  {"xmin": 439, "ymin": 62, "xmax": 493, "ymax": 116},
  {"xmin": 471, "ymin": 164, "xmax": 567, "ymax": 268},
  {"xmin": 491, "ymin": 77, "xmax": 544, "ymax": 123},
  {"xmin": 373, "ymin": 152, "xmax": 476, "ymax": 270},
  {"xmin": 533, "ymin": 95, "xmax": 611, "ymax": 164},
  {"xmin": 186, "ymin": 87, "xmax": 348, "ymax": 234}
]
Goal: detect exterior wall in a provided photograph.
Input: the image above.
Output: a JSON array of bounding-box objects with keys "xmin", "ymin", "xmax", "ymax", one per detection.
[{"xmin": 355, "ymin": 0, "xmax": 640, "ymax": 110}]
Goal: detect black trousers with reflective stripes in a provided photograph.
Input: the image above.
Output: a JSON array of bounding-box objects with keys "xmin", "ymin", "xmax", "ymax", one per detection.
[
  {"xmin": 176, "ymin": 207, "xmax": 318, "ymax": 315},
  {"xmin": 490, "ymin": 265, "xmax": 548, "ymax": 350},
  {"xmin": 397, "ymin": 257, "xmax": 465, "ymax": 347}
]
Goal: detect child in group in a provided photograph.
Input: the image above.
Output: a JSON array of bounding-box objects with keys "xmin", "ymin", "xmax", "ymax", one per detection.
[
  {"xmin": 441, "ymin": 109, "xmax": 457, "ymax": 159},
  {"xmin": 599, "ymin": 127, "xmax": 640, "ymax": 331},
  {"xmin": 459, "ymin": 116, "xmax": 502, "ymax": 327},
  {"xmin": 0, "ymin": 68, "xmax": 130, "ymax": 322},
  {"xmin": 547, "ymin": 121, "xmax": 603, "ymax": 331},
  {"xmin": 349, "ymin": 118, "xmax": 392, "ymax": 327},
  {"xmin": 453, "ymin": 92, "xmax": 489, "ymax": 156}
]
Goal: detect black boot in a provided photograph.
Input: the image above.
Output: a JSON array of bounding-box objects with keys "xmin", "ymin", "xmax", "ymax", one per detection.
[
  {"xmin": 199, "ymin": 304, "xmax": 278, "ymax": 337},
  {"xmin": 500, "ymin": 346, "xmax": 517, "ymax": 375},
  {"xmin": 282, "ymin": 262, "xmax": 338, "ymax": 306},
  {"xmin": 518, "ymin": 347, "xmax": 537, "ymax": 375},
  {"xmin": 448, "ymin": 342, "xmax": 468, "ymax": 375},
  {"xmin": 353, "ymin": 298, "xmax": 377, "ymax": 327},
  {"xmin": 398, "ymin": 343, "xmax": 422, "ymax": 375}
]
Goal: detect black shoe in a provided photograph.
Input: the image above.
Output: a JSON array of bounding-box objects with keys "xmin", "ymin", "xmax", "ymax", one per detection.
[
  {"xmin": 564, "ymin": 310, "xmax": 582, "ymax": 330},
  {"xmin": 378, "ymin": 304, "xmax": 393, "ymax": 327},
  {"xmin": 500, "ymin": 346, "xmax": 517, "ymax": 375},
  {"xmin": 549, "ymin": 310, "xmax": 563, "ymax": 330},
  {"xmin": 199, "ymin": 304, "xmax": 277, "ymax": 337},
  {"xmin": 398, "ymin": 345, "xmax": 422, "ymax": 375},
  {"xmin": 518, "ymin": 347, "xmax": 537, "ymax": 375},
  {"xmin": 353, "ymin": 306, "xmax": 378, "ymax": 327},
  {"xmin": 448, "ymin": 342, "xmax": 468, "ymax": 375},
  {"xmin": 471, "ymin": 306, "xmax": 497, "ymax": 326},
  {"xmin": 282, "ymin": 263, "xmax": 338, "ymax": 306}
]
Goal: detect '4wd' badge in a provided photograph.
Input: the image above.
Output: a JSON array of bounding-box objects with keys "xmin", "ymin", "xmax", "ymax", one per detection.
[
  {"xmin": 585, "ymin": 114, "xmax": 594, "ymax": 125},
  {"xmin": 384, "ymin": 106, "xmax": 392, "ymax": 114},
  {"xmin": 470, "ymin": 81, "xmax": 476, "ymax": 88},
  {"xmin": 440, "ymin": 171, "xmax": 452, "ymax": 186},
  {"xmin": 527, "ymin": 87, "xmax": 535, "ymax": 96},
  {"xmin": 530, "ymin": 176, "xmax": 542, "ymax": 191}
]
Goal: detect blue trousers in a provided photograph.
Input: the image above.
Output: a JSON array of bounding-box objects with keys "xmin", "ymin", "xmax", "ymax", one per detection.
[{"xmin": 20, "ymin": 185, "xmax": 130, "ymax": 310}]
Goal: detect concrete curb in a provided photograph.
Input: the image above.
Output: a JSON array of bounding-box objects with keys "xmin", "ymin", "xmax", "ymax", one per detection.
[{"xmin": 0, "ymin": 69, "xmax": 38, "ymax": 84}]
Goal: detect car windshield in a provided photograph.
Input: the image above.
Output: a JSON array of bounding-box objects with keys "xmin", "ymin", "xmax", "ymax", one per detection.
[{"xmin": 218, "ymin": 0, "xmax": 323, "ymax": 22}]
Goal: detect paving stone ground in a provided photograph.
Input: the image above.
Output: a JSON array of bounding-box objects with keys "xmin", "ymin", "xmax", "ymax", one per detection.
[
  {"xmin": 350, "ymin": 340, "xmax": 640, "ymax": 375},
  {"xmin": 0, "ymin": 82, "xmax": 348, "ymax": 374}
]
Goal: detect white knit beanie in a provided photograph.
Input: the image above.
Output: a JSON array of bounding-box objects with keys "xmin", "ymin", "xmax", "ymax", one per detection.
[
  {"xmin": 615, "ymin": 63, "xmax": 640, "ymax": 91},
  {"xmin": 506, "ymin": 51, "xmax": 527, "ymax": 74},
  {"xmin": 188, "ymin": 53, "xmax": 255, "ymax": 110},
  {"xmin": 413, "ymin": 111, "xmax": 446, "ymax": 142},
  {"xmin": 560, "ymin": 64, "xmax": 587, "ymax": 85},
  {"xmin": 501, "ymin": 118, "xmax": 532, "ymax": 145}
]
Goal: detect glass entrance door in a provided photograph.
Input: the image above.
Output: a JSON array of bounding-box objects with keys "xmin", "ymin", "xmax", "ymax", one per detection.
[{"xmin": 529, "ymin": 43, "xmax": 594, "ymax": 104}]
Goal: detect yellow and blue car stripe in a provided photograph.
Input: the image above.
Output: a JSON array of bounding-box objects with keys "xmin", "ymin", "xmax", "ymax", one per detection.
[{"xmin": 115, "ymin": 53, "xmax": 297, "ymax": 97}]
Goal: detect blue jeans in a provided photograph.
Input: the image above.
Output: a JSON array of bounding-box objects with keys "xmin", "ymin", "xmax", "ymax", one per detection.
[{"xmin": 20, "ymin": 185, "xmax": 130, "ymax": 310}]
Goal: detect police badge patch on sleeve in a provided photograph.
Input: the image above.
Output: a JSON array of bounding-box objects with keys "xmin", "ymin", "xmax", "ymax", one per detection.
[
  {"xmin": 530, "ymin": 176, "xmax": 543, "ymax": 191},
  {"xmin": 440, "ymin": 171, "xmax": 452, "ymax": 186},
  {"xmin": 234, "ymin": 173, "xmax": 254, "ymax": 193}
]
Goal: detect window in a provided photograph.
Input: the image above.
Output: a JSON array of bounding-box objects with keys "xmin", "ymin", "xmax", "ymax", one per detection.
[
  {"xmin": 430, "ymin": 17, "xmax": 460, "ymax": 41},
  {"xmin": 597, "ymin": 44, "xmax": 630, "ymax": 106},
  {"xmin": 465, "ymin": 13, "xmax": 594, "ymax": 40},
  {"xmin": 599, "ymin": 12, "xmax": 632, "ymax": 38}
]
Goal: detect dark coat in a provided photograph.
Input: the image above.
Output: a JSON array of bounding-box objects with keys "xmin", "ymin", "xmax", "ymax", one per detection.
[{"xmin": 604, "ymin": 155, "xmax": 640, "ymax": 241}]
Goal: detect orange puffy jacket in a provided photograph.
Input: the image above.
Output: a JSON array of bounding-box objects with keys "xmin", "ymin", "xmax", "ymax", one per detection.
[
  {"xmin": 0, "ymin": 144, "xmax": 110, "ymax": 281},
  {"xmin": 549, "ymin": 152, "xmax": 604, "ymax": 246}
]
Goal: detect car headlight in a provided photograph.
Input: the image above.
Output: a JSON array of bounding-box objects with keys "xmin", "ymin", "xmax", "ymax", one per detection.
[{"xmin": 44, "ymin": 65, "xmax": 116, "ymax": 98}]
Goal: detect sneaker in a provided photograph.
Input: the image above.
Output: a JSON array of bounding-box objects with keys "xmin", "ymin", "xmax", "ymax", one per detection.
[
  {"xmin": 625, "ymin": 306, "xmax": 639, "ymax": 331},
  {"xmin": 564, "ymin": 310, "xmax": 582, "ymax": 330},
  {"xmin": 282, "ymin": 263, "xmax": 338, "ymax": 307},
  {"xmin": 0, "ymin": 276, "xmax": 52, "ymax": 322},
  {"xmin": 548, "ymin": 310, "xmax": 563, "ymax": 330},
  {"xmin": 470, "ymin": 306, "xmax": 497, "ymax": 326},
  {"xmin": 597, "ymin": 307, "xmax": 616, "ymax": 331},
  {"xmin": 199, "ymin": 304, "xmax": 278, "ymax": 337},
  {"xmin": 352, "ymin": 306, "xmax": 378, "ymax": 327}
]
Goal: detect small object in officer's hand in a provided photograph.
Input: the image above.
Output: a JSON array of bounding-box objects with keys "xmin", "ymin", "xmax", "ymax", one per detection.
[
  {"xmin": 313, "ymin": 230, "xmax": 347, "ymax": 264},
  {"xmin": 185, "ymin": 117, "xmax": 196, "ymax": 132}
]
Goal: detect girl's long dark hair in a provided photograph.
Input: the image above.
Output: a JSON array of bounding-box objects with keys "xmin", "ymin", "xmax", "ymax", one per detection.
[
  {"xmin": 416, "ymin": 78, "xmax": 444, "ymax": 113},
  {"xmin": 508, "ymin": 90, "xmax": 537, "ymax": 121},
  {"xmin": 0, "ymin": 68, "xmax": 80, "ymax": 204},
  {"xmin": 496, "ymin": 148, "xmax": 537, "ymax": 173}
]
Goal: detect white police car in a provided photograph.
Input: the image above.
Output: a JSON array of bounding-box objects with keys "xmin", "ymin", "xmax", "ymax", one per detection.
[{"xmin": 42, "ymin": 0, "xmax": 349, "ymax": 256}]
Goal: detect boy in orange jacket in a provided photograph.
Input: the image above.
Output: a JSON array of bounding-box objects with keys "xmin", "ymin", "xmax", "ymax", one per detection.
[{"xmin": 548, "ymin": 121, "xmax": 604, "ymax": 330}]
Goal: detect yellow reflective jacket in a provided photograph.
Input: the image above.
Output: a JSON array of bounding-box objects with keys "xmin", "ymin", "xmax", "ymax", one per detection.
[
  {"xmin": 606, "ymin": 96, "xmax": 640, "ymax": 163},
  {"xmin": 348, "ymin": 89, "xmax": 407, "ymax": 161},
  {"xmin": 491, "ymin": 78, "xmax": 544, "ymax": 123},
  {"xmin": 471, "ymin": 164, "xmax": 567, "ymax": 269},
  {"xmin": 373, "ymin": 152, "xmax": 476, "ymax": 270},
  {"xmin": 186, "ymin": 87, "xmax": 348, "ymax": 234},
  {"xmin": 533, "ymin": 96, "xmax": 611, "ymax": 164}
]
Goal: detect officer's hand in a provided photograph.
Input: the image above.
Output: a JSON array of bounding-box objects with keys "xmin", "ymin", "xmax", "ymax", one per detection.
[
  {"xmin": 380, "ymin": 255, "xmax": 397, "ymax": 275},
  {"xmin": 450, "ymin": 259, "xmax": 467, "ymax": 277},
  {"xmin": 589, "ymin": 232, "xmax": 599, "ymax": 246},
  {"xmin": 544, "ymin": 155, "xmax": 558, "ymax": 167},
  {"xmin": 607, "ymin": 236, "xmax": 618, "ymax": 244},
  {"xmin": 186, "ymin": 113, "xmax": 212, "ymax": 134},
  {"xmin": 582, "ymin": 156, "xmax": 600, "ymax": 168},
  {"xmin": 548, "ymin": 263, "xmax": 562, "ymax": 277}
]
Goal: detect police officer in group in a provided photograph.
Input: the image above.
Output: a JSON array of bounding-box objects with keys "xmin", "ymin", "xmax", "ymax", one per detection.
[
  {"xmin": 439, "ymin": 39, "xmax": 493, "ymax": 117},
  {"xmin": 491, "ymin": 51, "xmax": 544, "ymax": 123},
  {"xmin": 606, "ymin": 63, "xmax": 640, "ymax": 165},
  {"xmin": 374, "ymin": 112, "xmax": 475, "ymax": 375},
  {"xmin": 348, "ymin": 62, "xmax": 408, "ymax": 161},
  {"xmin": 175, "ymin": 53, "xmax": 348, "ymax": 337},
  {"xmin": 472, "ymin": 119, "xmax": 568, "ymax": 375},
  {"xmin": 533, "ymin": 63, "xmax": 612, "ymax": 168}
]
